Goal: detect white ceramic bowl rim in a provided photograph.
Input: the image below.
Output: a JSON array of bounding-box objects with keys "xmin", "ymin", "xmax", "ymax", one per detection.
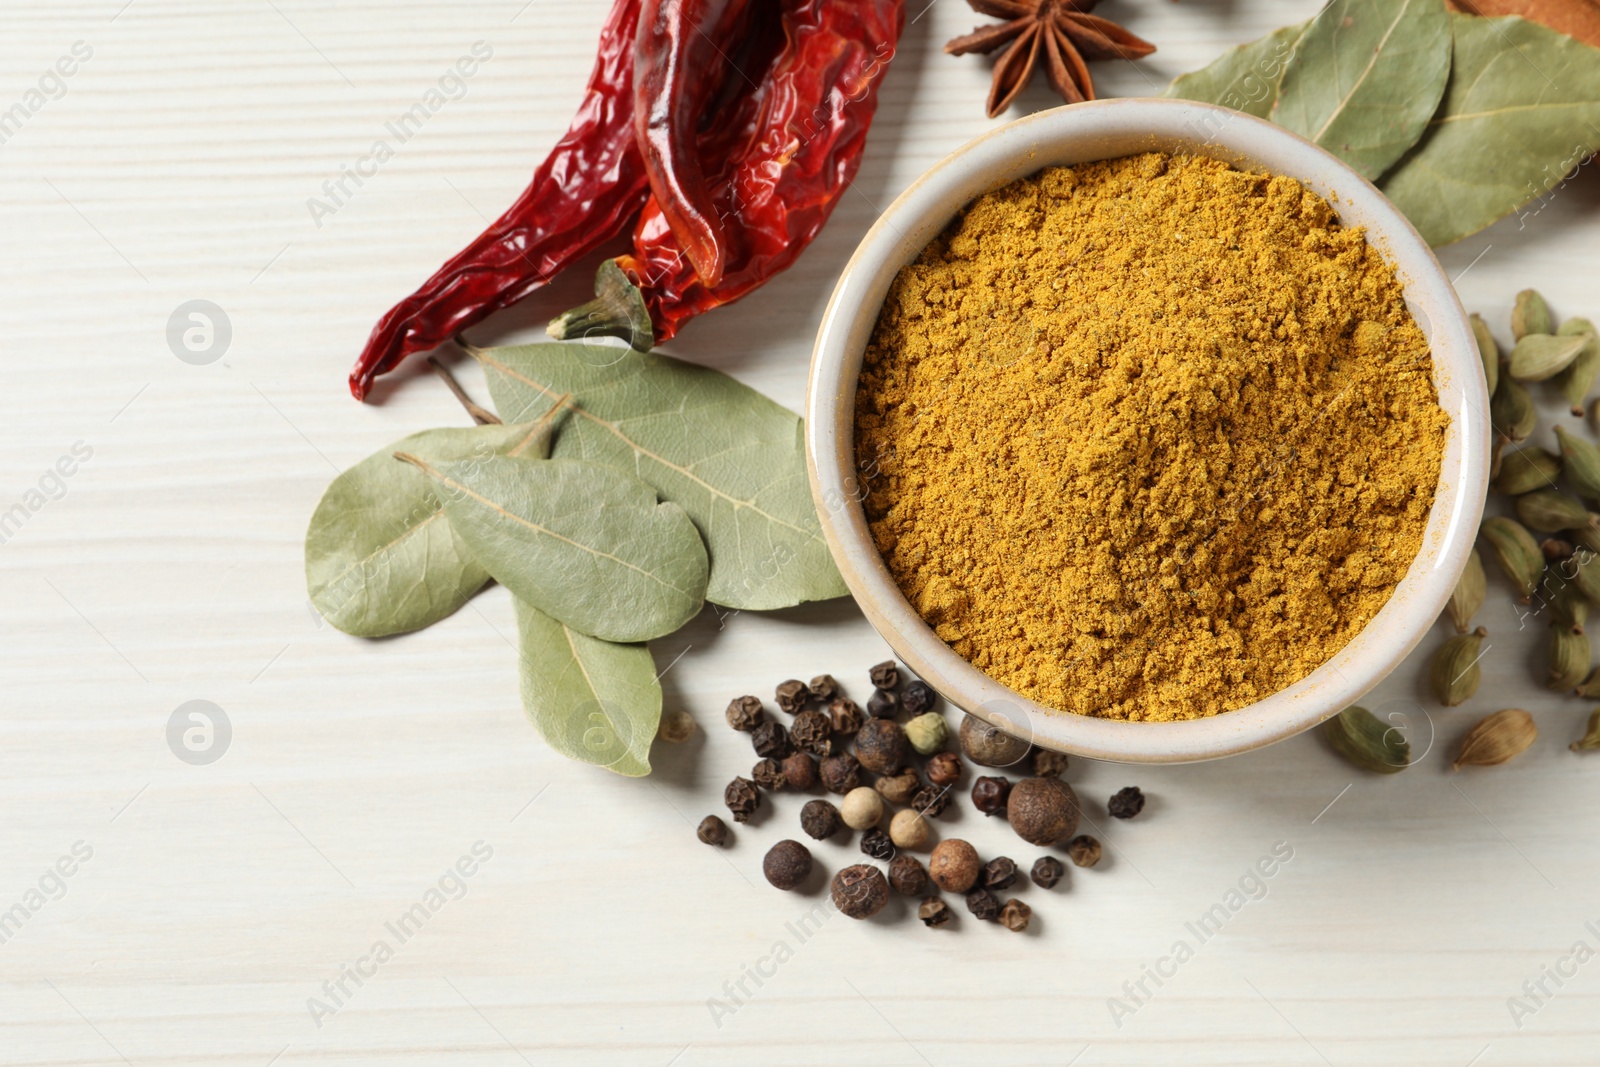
[{"xmin": 806, "ymin": 99, "xmax": 1489, "ymax": 764}]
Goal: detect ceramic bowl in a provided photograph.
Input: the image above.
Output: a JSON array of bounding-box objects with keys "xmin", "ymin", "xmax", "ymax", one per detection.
[{"xmin": 805, "ymin": 99, "xmax": 1489, "ymax": 764}]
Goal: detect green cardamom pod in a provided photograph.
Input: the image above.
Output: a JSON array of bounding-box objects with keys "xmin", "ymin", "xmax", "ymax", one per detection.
[
  {"xmin": 1515, "ymin": 488, "xmax": 1592, "ymax": 532},
  {"xmin": 1324, "ymin": 706, "xmax": 1410, "ymax": 774},
  {"xmin": 1572, "ymin": 707, "xmax": 1600, "ymax": 751},
  {"xmin": 1508, "ymin": 333, "xmax": 1588, "ymax": 382},
  {"xmin": 1554, "ymin": 425, "xmax": 1600, "ymax": 500},
  {"xmin": 1490, "ymin": 377, "xmax": 1536, "ymax": 444},
  {"xmin": 1492, "ymin": 446, "xmax": 1560, "ymax": 496},
  {"xmin": 1481, "ymin": 516, "xmax": 1544, "ymax": 601},
  {"xmin": 1431, "ymin": 626, "xmax": 1488, "ymax": 707},
  {"xmin": 1575, "ymin": 551, "xmax": 1600, "ymax": 604},
  {"xmin": 1512, "ymin": 288, "xmax": 1553, "ymax": 340},
  {"xmin": 1556, "ymin": 317, "xmax": 1599, "ymax": 414},
  {"xmin": 1548, "ymin": 621, "xmax": 1591, "ymax": 691},
  {"xmin": 1570, "ymin": 523, "xmax": 1600, "ymax": 556},
  {"xmin": 1574, "ymin": 670, "xmax": 1600, "ymax": 700},
  {"xmin": 1447, "ymin": 548, "xmax": 1486, "ymax": 633},
  {"xmin": 1550, "ymin": 578, "xmax": 1590, "ymax": 632},
  {"xmin": 1470, "ymin": 312, "xmax": 1500, "ymax": 398}
]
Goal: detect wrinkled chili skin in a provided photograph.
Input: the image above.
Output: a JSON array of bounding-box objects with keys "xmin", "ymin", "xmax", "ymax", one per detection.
[
  {"xmin": 617, "ymin": 0, "xmax": 906, "ymax": 345},
  {"xmin": 347, "ymin": 0, "xmax": 646, "ymax": 401},
  {"xmin": 633, "ymin": 0, "xmax": 753, "ymax": 288}
]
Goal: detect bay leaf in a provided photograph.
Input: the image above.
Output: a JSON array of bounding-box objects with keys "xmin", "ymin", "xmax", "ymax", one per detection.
[
  {"xmin": 471, "ymin": 341, "xmax": 848, "ymax": 611},
  {"xmin": 398, "ymin": 452, "xmax": 708, "ymax": 643},
  {"xmin": 1378, "ymin": 14, "xmax": 1600, "ymax": 246},
  {"xmin": 514, "ymin": 596, "xmax": 659, "ymax": 777},
  {"xmin": 1162, "ymin": 20, "xmax": 1310, "ymax": 118},
  {"xmin": 305, "ymin": 419, "xmax": 554, "ymax": 637},
  {"xmin": 1272, "ymin": 0, "xmax": 1453, "ymax": 180}
]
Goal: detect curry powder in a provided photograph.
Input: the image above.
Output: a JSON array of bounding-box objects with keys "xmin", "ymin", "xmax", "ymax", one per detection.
[{"xmin": 854, "ymin": 153, "xmax": 1449, "ymax": 721}]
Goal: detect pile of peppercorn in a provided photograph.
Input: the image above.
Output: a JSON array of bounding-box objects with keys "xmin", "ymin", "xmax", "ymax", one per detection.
[{"xmin": 695, "ymin": 660, "xmax": 1148, "ymax": 930}]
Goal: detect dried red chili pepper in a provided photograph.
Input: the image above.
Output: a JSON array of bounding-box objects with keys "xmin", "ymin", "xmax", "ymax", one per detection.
[
  {"xmin": 633, "ymin": 0, "xmax": 755, "ymax": 288},
  {"xmin": 550, "ymin": 0, "xmax": 906, "ymax": 350},
  {"xmin": 347, "ymin": 0, "xmax": 647, "ymax": 401}
]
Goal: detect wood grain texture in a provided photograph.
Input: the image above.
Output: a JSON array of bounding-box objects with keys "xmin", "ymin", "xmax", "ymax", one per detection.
[{"xmin": 1, "ymin": 1, "xmax": 1598, "ymax": 1064}]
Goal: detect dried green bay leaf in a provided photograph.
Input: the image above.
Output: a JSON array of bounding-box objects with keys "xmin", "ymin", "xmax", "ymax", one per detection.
[
  {"xmin": 1324, "ymin": 706, "xmax": 1410, "ymax": 773},
  {"xmin": 400, "ymin": 453, "xmax": 709, "ymax": 643},
  {"xmin": 472, "ymin": 341, "xmax": 847, "ymax": 611},
  {"xmin": 513, "ymin": 596, "xmax": 658, "ymax": 777},
  {"xmin": 304, "ymin": 420, "xmax": 554, "ymax": 637},
  {"xmin": 1162, "ymin": 20, "xmax": 1310, "ymax": 117},
  {"xmin": 1272, "ymin": 0, "xmax": 1451, "ymax": 180},
  {"xmin": 1378, "ymin": 15, "xmax": 1600, "ymax": 246}
]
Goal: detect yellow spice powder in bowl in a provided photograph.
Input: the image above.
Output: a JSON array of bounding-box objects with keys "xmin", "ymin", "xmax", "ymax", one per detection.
[
  {"xmin": 806, "ymin": 100, "xmax": 1488, "ymax": 762},
  {"xmin": 853, "ymin": 152, "xmax": 1449, "ymax": 723}
]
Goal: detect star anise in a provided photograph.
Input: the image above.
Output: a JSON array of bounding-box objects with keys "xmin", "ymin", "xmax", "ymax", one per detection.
[{"xmin": 946, "ymin": 0, "xmax": 1157, "ymax": 118}]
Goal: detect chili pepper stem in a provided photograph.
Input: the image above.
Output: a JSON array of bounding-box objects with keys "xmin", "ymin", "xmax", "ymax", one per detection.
[
  {"xmin": 547, "ymin": 260, "xmax": 656, "ymax": 352},
  {"xmin": 428, "ymin": 356, "xmax": 502, "ymax": 425}
]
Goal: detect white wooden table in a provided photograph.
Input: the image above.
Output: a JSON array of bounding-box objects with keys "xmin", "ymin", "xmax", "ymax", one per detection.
[{"xmin": 3, "ymin": 1, "xmax": 1599, "ymax": 1063}]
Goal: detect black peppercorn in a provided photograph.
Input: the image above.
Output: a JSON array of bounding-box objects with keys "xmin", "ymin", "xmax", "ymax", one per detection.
[
  {"xmin": 854, "ymin": 718, "xmax": 910, "ymax": 775},
  {"xmin": 926, "ymin": 751, "xmax": 963, "ymax": 787},
  {"xmin": 860, "ymin": 828, "xmax": 895, "ymax": 861},
  {"xmin": 782, "ymin": 751, "xmax": 818, "ymax": 790},
  {"xmin": 1031, "ymin": 855, "xmax": 1067, "ymax": 888},
  {"xmin": 912, "ymin": 784, "xmax": 950, "ymax": 818},
  {"xmin": 983, "ymin": 856, "xmax": 1018, "ymax": 891},
  {"xmin": 751, "ymin": 720, "xmax": 792, "ymax": 760},
  {"xmin": 1109, "ymin": 786, "xmax": 1145, "ymax": 819},
  {"xmin": 888, "ymin": 854, "xmax": 928, "ymax": 896},
  {"xmin": 869, "ymin": 660, "xmax": 900, "ymax": 689},
  {"xmin": 724, "ymin": 777, "xmax": 760, "ymax": 823},
  {"xmin": 752, "ymin": 758, "xmax": 786, "ymax": 791},
  {"xmin": 902, "ymin": 679, "xmax": 936, "ymax": 715},
  {"xmin": 800, "ymin": 798, "xmax": 842, "ymax": 840},
  {"xmin": 829, "ymin": 698, "xmax": 864, "ymax": 735},
  {"xmin": 1033, "ymin": 749, "xmax": 1070, "ymax": 778},
  {"xmin": 832, "ymin": 864, "xmax": 890, "ymax": 919},
  {"xmin": 763, "ymin": 840, "xmax": 812, "ymax": 890},
  {"xmin": 775, "ymin": 679, "xmax": 809, "ymax": 714},
  {"xmin": 965, "ymin": 887, "xmax": 1000, "ymax": 921},
  {"xmin": 726, "ymin": 695, "xmax": 764, "ymax": 732},
  {"xmin": 697, "ymin": 815, "xmax": 728, "ymax": 846},
  {"xmin": 1067, "ymin": 835, "xmax": 1102, "ymax": 868},
  {"xmin": 790, "ymin": 708, "xmax": 833, "ymax": 757},
  {"xmin": 808, "ymin": 674, "xmax": 839, "ymax": 702},
  {"xmin": 971, "ymin": 775, "xmax": 1011, "ymax": 816},
  {"xmin": 999, "ymin": 898, "xmax": 1031, "ymax": 932},
  {"xmin": 819, "ymin": 753, "xmax": 862, "ymax": 795},
  {"xmin": 866, "ymin": 688, "xmax": 898, "ymax": 719},
  {"xmin": 918, "ymin": 897, "xmax": 952, "ymax": 928}
]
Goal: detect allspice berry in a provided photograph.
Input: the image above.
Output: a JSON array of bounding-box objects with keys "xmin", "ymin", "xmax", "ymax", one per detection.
[
  {"xmin": 959, "ymin": 713, "xmax": 1031, "ymax": 767},
  {"xmin": 1033, "ymin": 749, "xmax": 1069, "ymax": 778},
  {"xmin": 800, "ymin": 798, "xmax": 842, "ymax": 840},
  {"xmin": 866, "ymin": 688, "xmax": 898, "ymax": 719},
  {"xmin": 840, "ymin": 786, "xmax": 884, "ymax": 830},
  {"xmin": 726, "ymin": 695, "xmax": 763, "ymax": 732},
  {"xmin": 889, "ymin": 807, "xmax": 931, "ymax": 850},
  {"xmin": 808, "ymin": 674, "xmax": 839, "ymax": 702},
  {"xmin": 1007, "ymin": 777, "xmax": 1080, "ymax": 846},
  {"xmin": 832, "ymin": 864, "xmax": 889, "ymax": 919},
  {"xmin": 697, "ymin": 814, "xmax": 728, "ymax": 846},
  {"xmin": 658, "ymin": 710, "xmax": 696, "ymax": 743},
  {"xmin": 902, "ymin": 679, "xmax": 937, "ymax": 715},
  {"xmin": 829, "ymin": 698, "xmax": 865, "ymax": 735},
  {"xmin": 1067, "ymin": 835, "xmax": 1102, "ymax": 868},
  {"xmin": 782, "ymin": 751, "xmax": 819, "ymax": 790},
  {"xmin": 855, "ymin": 718, "xmax": 910, "ymax": 775},
  {"xmin": 1031, "ymin": 855, "xmax": 1066, "ymax": 888},
  {"xmin": 926, "ymin": 751, "xmax": 963, "ymax": 787},
  {"xmin": 869, "ymin": 660, "xmax": 900, "ymax": 689},
  {"xmin": 775, "ymin": 679, "xmax": 809, "ymax": 713},
  {"xmin": 790, "ymin": 708, "xmax": 833, "ymax": 757},
  {"xmin": 971, "ymin": 775, "xmax": 1011, "ymax": 816},
  {"xmin": 929, "ymin": 838, "xmax": 981, "ymax": 893},
  {"xmin": 999, "ymin": 898, "xmax": 1032, "ymax": 932},
  {"xmin": 724, "ymin": 777, "xmax": 761, "ymax": 823},
  {"xmin": 966, "ymin": 887, "xmax": 1000, "ymax": 921},
  {"xmin": 751, "ymin": 720, "xmax": 791, "ymax": 760},
  {"xmin": 875, "ymin": 767, "xmax": 922, "ymax": 805},
  {"xmin": 860, "ymin": 828, "xmax": 895, "ymax": 860},
  {"xmin": 763, "ymin": 840, "xmax": 812, "ymax": 890},
  {"xmin": 751, "ymin": 757, "xmax": 786, "ymax": 791},
  {"xmin": 819, "ymin": 753, "xmax": 862, "ymax": 795},
  {"xmin": 982, "ymin": 856, "xmax": 1018, "ymax": 890},
  {"xmin": 1108, "ymin": 786, "xmax": 1145, "ymax": 819},
  {"xmin": 904, "ymin": 712, "xmax": 949, "ymax": 756},
  {"xmin": 888, "ymin": 854, "xmax": 929, "ymax": 896},
  {"xmin": 918, "ymin": 896, "xmax": 952, "ymax": 928}
]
